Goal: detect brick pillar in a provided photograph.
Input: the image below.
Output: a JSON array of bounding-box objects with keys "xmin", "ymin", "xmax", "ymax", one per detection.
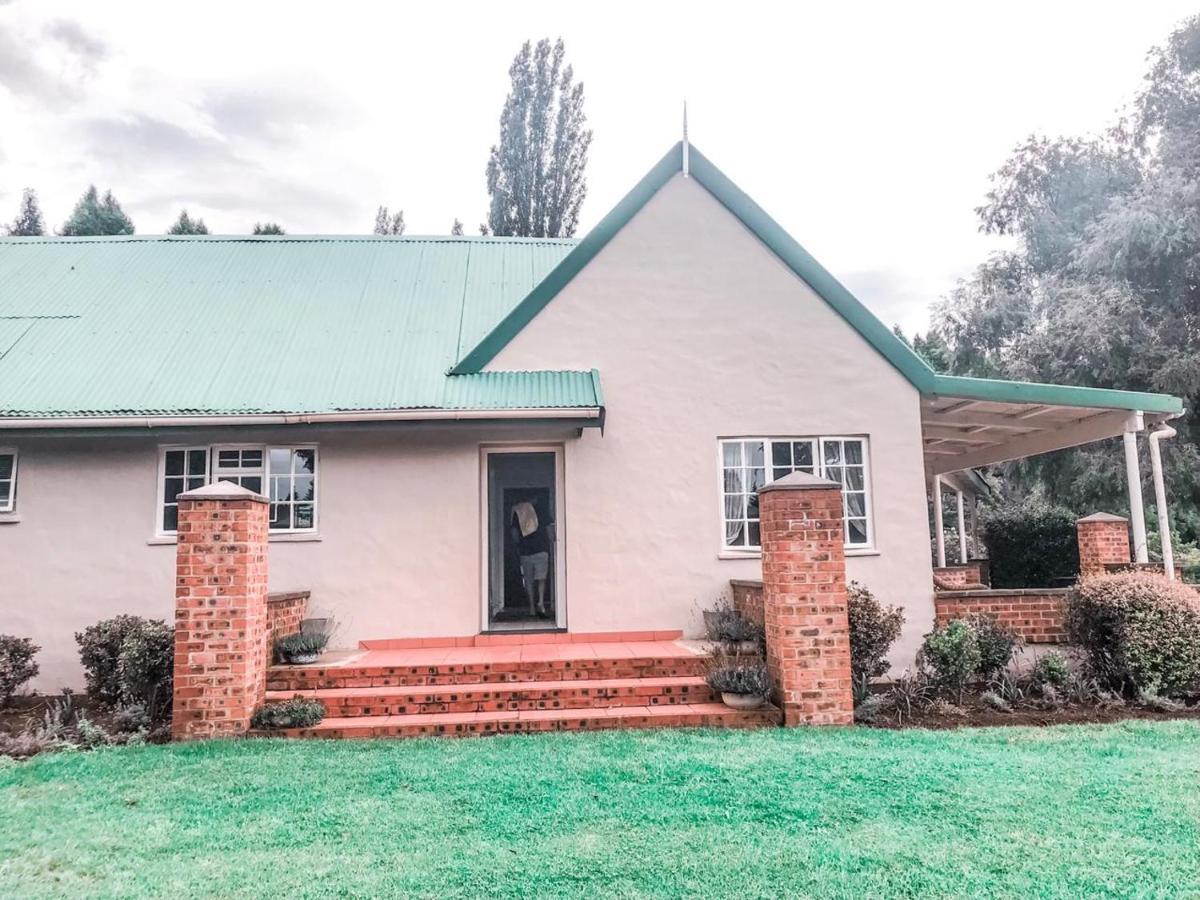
[
  {"xmin": 1076, "ymin": 512, "xmax": 1131, "ymax": 577},
  {"xmin": 758, "ymin": 472, "xmax": 853, "ymax": 726},
  {"xmin": 172, "ymin": 482, "xmax": 270, "ymax": 741}
]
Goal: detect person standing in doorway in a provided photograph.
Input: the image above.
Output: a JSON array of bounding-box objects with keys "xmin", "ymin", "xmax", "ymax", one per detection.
[{"xmin": 511, "ymin": 497, "xmax": 553, "ymax": 617}]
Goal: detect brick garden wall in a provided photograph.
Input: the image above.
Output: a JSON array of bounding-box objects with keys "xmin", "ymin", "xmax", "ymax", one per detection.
[
  {"xmin": 932, "ymin": 562, "xmax": 985, "ymax": 590},
  {"xmin": 730, "ymin": 579, "xmax": 764, "ymax": 626},
  {"xmin": 934, "ymin": 589, "xmax": 1069, "ymax": 644},
  {"xmin": 265, "ymin": 591, "xmax": 310, "ymax": 666}
]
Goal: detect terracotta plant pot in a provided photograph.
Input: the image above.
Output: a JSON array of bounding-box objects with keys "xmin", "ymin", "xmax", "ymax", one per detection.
[{"xmin": 721, "ymin": 691, "xmax": 765, "ymax": 710}]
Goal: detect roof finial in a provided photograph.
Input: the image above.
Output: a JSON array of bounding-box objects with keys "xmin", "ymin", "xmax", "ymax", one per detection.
[{"xmin": 682, "ymin": 100, "xmax": 690, "ymax": 177}]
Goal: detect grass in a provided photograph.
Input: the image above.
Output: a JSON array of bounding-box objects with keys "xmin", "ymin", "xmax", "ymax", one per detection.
[{"xmin": 2, "ymin": 722, "xmax": 1199, "ymax": 898}]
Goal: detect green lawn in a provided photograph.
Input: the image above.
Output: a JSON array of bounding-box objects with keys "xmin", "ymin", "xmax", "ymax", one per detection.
[{"xmin": 2, "ymin": 722, "xmax": 1199, "ymax": 898}]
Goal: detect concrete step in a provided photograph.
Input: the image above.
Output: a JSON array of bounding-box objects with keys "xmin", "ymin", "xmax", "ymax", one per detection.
[
  {"xmin": 266, "ymin": 675, "xmax": 715, "ymax": 717},
  {"xmin": 254, "ymin": 702, "xmax": 782, "ymax": 739}
]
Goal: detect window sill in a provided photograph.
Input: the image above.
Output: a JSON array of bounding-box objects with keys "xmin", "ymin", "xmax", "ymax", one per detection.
[
  {"xmin": 0, "ymin": 513, "xmax": 21, "ymax": 524},
  {"xmin": 147, "ymin": 533, "xmax": 322, "ymax": 546}
]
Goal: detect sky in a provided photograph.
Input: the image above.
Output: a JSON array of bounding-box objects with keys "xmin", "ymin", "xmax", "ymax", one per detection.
[{"xmin": 0, "ymin": 1, "xmax": 1196, "ymax": 334}]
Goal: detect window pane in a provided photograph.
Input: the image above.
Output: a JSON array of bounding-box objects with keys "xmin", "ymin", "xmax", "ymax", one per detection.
[
  {"xmin": 725, "ymin": 519, "xmax": 745, "ymax": 547},
  {"xmin": 744, "ymin": 441, "xmax": 765, "ymax": 467},
  {"xmin": 794, "ymin": 442, "xmax": 814, "ymax": 470},
  {"xmin": 846, "ymin": 493, "xmax": 866, "ymax": 518},
  {"xmin": 0, "ymin": 481, "xmax": 9, "ymax": 506},
  {"xmin": 269, "ymin": 448, "xmax": 292, "ymax": 474},
  {"xmin": 747, "ymin": 521, "xmax": 761, "ymax": 547},
  {"xmin": 724, "ymin": 494, "xmax": 747, "ymax": 519},
  {"xmin": 823, "ymin": 441, "xmax": 842, "ymax": 466},
  {"xmin": 294, "ymin": 503, "xmax": 315, "ymax": 529},
  {"xmin": 294, "ymin": 449, "xmax": 315, "ymax": 474},
  {"xmin": 844, "ymin": 440, "xmax": 863, "ymax": 465},
  {"xmin": 845, "ymin": 467, "xmax": 864, "ymax": 491},
  {"xmin": 771, "ymin": 442, "xmax": 791, "ymax": 467},
  {"xmin": 187, "ymin": 450, "xmax": 208, "ymax": 476},
  {"xmin": 847, "ymin": 519, "xmax": 868, "ymax": 545},
  {"xmin": 270, "ymin": 503, "xmax": 290, "ymax": 528},
  {"xmin": 749, "ymin": 467, "xmax": 766, "ymax": 491},
  {"xmin": 164, "ymin": 477, "xmax": 184, "ymax": 504},
  {"xmin": 270, "ymin": 476, "xmax": 289, "ymax": 502},
  {"xmin": 293, "ymin": 475, "xmax": 314, "ymax": 502},
  {"xmin": 747, "ymin": 493, "xmax": 759, "ymax": 520},
  {"xmin": 723, "ymin": 468, "xmax": 743, "ymax": 493},
  {"xmin": 217, "ymin": 450, "xmax": 239, "ymax": 467},
  {"xmin": 241, "ymin": 476, "xmax": 262, "ymax": 494},
  {"xmin": 772, "ymin": 466, "xmax": 792, "ymax": 481},
  {"xmin": 186, "ymin": 475, "xmax": 206, "ymax": 491},
  {"xmin": 163, "ymin": 505, "xmax": 178, "ymax": 532},
  {"xmin": 721, "ymin": 443, "xmax": 741, "ymax": 467},
  {"xmin": 242, "ymin": 450, "xmax": 263, "ymax": 467},
  {"xmin": 164, "ymin": 451, "xmax": 184, "ymax": 477}
]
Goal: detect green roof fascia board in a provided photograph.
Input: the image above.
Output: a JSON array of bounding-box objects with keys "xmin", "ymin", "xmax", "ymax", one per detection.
[
  {"xmin": 450, "ymin": 144, "xmax": 684, "ymax": 374},
  {"xmin": 928, "ymin": 374, "xmax": 1183, "ymax": 414},
  {"xmin": 453, "ymin": 141, "xmax": 1184, "ymax": 417}
]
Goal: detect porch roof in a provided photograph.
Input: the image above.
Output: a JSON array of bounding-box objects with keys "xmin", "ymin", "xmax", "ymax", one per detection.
[{"xmin": 922, "ymin": 377, "xmax": 1182, "ymax": 476}]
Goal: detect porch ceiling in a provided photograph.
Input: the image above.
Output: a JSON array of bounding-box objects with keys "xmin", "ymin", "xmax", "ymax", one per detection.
[{"xmin": 921, "ymin": 396, "xmax": 1171, "ymax": 476}]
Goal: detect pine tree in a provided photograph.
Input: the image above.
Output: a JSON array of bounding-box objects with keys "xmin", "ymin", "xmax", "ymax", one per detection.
[
  {"xmin": 451, "ymin": 218, "xmax": 464, "ymax": 236},
  {"xmin": 167, "ymin": 209, "xmax": 209, "ymax": 235},
  {"xmin": 60, "ymin": 185, "xmax": 135, "ymax": 236},
  {"xmin": 373, "ymin": 206, "xmax": 405, "ymax": 235},
  {"xmin": 7, "ymin": 189, "xmax": 45, "ymax": 236},
  {"xmin": 252, "ymin": 222, "xmax": 285, "ymax": 235},
  {"xmin": 485, "ymin": 38, "xmax": 592, "ymax": 237}
]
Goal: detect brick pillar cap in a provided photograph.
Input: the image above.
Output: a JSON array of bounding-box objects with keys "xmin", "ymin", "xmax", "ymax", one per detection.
[
  {"xmin": 758, "ymin": 471, "xmax": 841, "ymax": 493},
  {"xmin": 1077, "ymin": 512, "xmax": 1128, "ymax": 523},
  {"xmin": 178, "ymin": 480, "xmax": 268, "ymax": 503}
]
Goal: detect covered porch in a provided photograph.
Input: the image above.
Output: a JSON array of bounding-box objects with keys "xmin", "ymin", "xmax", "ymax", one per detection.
[{"xmin": 921, "ymin": 375, "xmax": 1185, "ymax": 583}]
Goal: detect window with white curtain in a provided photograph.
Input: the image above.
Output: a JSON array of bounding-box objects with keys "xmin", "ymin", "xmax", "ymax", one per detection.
[
  {"xmin": 157, "ymin": 444, "xmax": 318, "ymax": 535},
  {"xmin": 719, "ymin": 437, "xmax": 872, "ymax": 551},
  {"xmin": 0, "ymin": 448, "xmax": 17, "ymax": 514}
]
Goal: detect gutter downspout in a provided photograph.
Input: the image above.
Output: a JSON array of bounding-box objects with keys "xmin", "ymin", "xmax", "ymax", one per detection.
[{"xmin": 1149, "ymin": 413, "xmax": 1183, "ymax": 580}]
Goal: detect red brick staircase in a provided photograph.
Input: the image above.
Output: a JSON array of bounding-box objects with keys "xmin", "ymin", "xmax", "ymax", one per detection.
[{"xmin": 262, "ymin": 633, "xmax": 781, "ymax": 738}]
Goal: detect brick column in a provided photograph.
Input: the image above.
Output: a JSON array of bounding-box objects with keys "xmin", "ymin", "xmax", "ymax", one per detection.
[
  {"xmin": 758, "ymin": 472, "xmax": 853, "ymax": 726},
  {"xmin": 172, "ymin": 482, "xmax": 270, "ymax": 740},
  {"xmin": 1076, "ymin": 512, "xmax": 1131, "ymax": 577}
]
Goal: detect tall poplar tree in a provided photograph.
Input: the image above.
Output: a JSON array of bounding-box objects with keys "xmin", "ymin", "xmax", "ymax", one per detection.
[{"xmin": 7, "ymin": 189, "xmax": 45, "ymax": 236}]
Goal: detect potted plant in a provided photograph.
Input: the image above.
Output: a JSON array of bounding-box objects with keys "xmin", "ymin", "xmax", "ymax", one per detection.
[
  {"xmin": 274, "ymin": 631, "xmax": 329, "ymax": 665},
  {"xmin": 703, "ymin": 598, "xmax": 764, "ymax": 654},
  {"xmin": 705, "ymin": 659, "xmax": 771, "ymax": 710}
]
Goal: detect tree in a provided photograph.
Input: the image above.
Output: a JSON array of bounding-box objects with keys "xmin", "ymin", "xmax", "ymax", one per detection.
[
  {"xmin": 451, "ymin": 218, "xmax": 464, "ymax": 236},
  {"xmin": 167, "ymin": 209, "xmax": 208, "ymax": 235},
  {"xmin": 485, "ymin": 37, "xmax": 592, "ymax": 237},
  {"xmin": 373, "ymin": 206, "xmax": 405, "ymax": 235},
  {"xmin": 60, "ymin": 185, "xmax": 134, "ymax": 236},
  {"xmin": 7, "ymin": 189, "xmax": 44, "ymax": 236},
  {"xmin": 252, "ymin": 222, "xmax": 285, "ymax": 235},
  {"xmin": 927, "ymin": 13, "xmax": 1200, "ymax": 547}
]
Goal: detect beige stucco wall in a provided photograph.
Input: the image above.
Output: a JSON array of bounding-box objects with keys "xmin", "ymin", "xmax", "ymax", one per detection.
[
  {"xmin": 1, "ymin": 172, "xmax": 935, "ymax": 691},
  {"xmin": 488, "ymin": 174, "xmax": 935, "ymax": 669}
]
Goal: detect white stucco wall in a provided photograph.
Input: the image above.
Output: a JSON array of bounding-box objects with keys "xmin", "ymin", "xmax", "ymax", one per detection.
[
  {"xmin": 1, "ymin": 172, "xmax": 935, "ymax": 691},
  {"xmin": 488, "ymin": 174, "xmax": 934, "ymax": 667}
]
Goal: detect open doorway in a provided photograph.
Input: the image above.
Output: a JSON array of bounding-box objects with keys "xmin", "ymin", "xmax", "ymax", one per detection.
[{"xmin": 483, "ymin": 448, "xmax": 565, "ymax": 631}]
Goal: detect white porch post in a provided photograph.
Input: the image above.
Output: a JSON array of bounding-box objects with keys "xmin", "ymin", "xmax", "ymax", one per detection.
[
  {"xmin": 932, "ymin": 476, "xmax": 946, "ymax": 568},
  {"xmin": 1149, "ymin": 423, "xmax": 1177, "ymax": 580},
  {"xmin": 955, "ymin": 490, "xmax": 968, "ymax": 564},
  {"xmin": 1123, "ymin": 422, "xmax": 1149, "ymax": 564}
]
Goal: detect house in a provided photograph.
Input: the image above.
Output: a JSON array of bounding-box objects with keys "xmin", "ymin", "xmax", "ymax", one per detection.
[{"xmin": 0, "ymin": 143, "xmax": 1184, "ymax": 694}]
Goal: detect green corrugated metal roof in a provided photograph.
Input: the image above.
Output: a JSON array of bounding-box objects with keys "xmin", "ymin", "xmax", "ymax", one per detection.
[{"xmin": 0, "ymin": 235, "xmax": 603, "ymax": 419}]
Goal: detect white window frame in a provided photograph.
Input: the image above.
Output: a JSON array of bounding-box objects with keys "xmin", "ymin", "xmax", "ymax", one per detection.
[
  {"xmin": 154, "ymin": 443, "xmax": 319, "ymax": 537},
  {"xmin": 717, "ymin": 436, "xmax": 875, "ymax": 554},
  {"xmin": 0, "ymin": 447, "xmax": 17, "ymax": 514}
]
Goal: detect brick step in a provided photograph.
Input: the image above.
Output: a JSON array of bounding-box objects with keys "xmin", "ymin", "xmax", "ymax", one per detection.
[
  {"xmin": 266, "ymin": 654, "xmax": 707, "ymax": 692},
  {"xmin": 266, "ymin": 675, "xmax": 715, "ymax": 717},
  {"xmin": 255, "ymin": 702, "xmax": 782, "ymax": 739}
]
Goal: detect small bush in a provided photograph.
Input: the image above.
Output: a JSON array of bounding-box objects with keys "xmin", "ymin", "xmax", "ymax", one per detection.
[
  {"xmin": 703, "ymin": 596, "xmax": 765, "ymax": 649},
  {"xmin": 847, "ymin": 582, "xmax": 905, "ymax": 682},
  {"xmin": 1031, "ymin": 652, "xmax": 1070, "ymax": 689},
  {"xmin": 918, "ymin": 621, "xmax": 981, "ymax": 701},
  {"xmin": 966, "ymin": 615, "xmax": 1021, "ymax": 679},
  {"xmin": 704, "ymin": 660, "xmax": 770, "ymax": 697},
  {"xmin": 980, "ymin": 690, "xmax": 1011, "ymax": 712},
  {"xmin": 1066, "ymin": 572, "xmax": 1200, "ymax": 697},
  {"xmin": 77, "ymin": 616, "xmax": 173, "ymax": 714},
  {"xmin": 275, "ymin": 632, "xmax": 330, "ymax": 664},
  {"xmin": 251, "ymin": 696, "xmax": 326, "ymax": 730},
  {"xmin": 0, "ymin": 635, "xmax": 39, "ymax": 708},
  {"xmin": 889, "ymin": 670, "xmax": 933, "ymax": 725},
  {"xmin": 982, "ymin": 499, "xmax": 1079, "ymax": 588}
]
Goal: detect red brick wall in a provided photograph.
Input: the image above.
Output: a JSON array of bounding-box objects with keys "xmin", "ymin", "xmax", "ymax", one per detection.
[
  {"xmin": 758, "ymin": 474, "xmax": 853, "ymax": 726},
  {"xmin": 932, "ymin": 562, "xmax": 985, "ymax": 589},
  {"xmin": 934, "ymin": 589, "xmax": 1068, "ymax": 643},
  {"xmin": 730, "ymin": 580, "xmax": 764, "ymax": 626},
  {"xmin": 266, "ymin": 591, "xmax": 310, "ymax": 666},
  {"xmin": 172, "ymin": 486, "xmax": 270, "ymax": 740},
  {"xmin": 1077, "ymin": 514, "xmax": 1131, "ymax": 576}
]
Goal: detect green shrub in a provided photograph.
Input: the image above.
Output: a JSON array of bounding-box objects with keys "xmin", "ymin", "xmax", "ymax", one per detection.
[
  {"xmin": 982, "ymin": 499, "xmax": 1079, "ymax": 588},
  {"xmin": 251, "ymin": 696, "xmax": 326, "ymax": 729},
  {"xmin": 966, "ymin": 614, "xmax": 1021, "ymax": 679},
  {"xmin": 0, "ymin": 635, "xmax": 39, "ymax": 708},
  {"xmin": 76, "ymin": 616, "xmax": 173, "ymax": 721},
  {"xmin": 847, "ymin": 582, "xmax": 905, "ymax": 681},
  {"xmin": 1065, "ymin": 572, "xmax": 1200, "ymax": 697},
  {"xmin": 704, "ymin": 660, "xmax": 770, "ymax": 697},
  {"xmin": 275, "ymin": 631, "xmax": 330, "ymax": 664},
  {"xmin": 1030, "ymin": 651, "xmax": 1070, "ymax": 689},
  {"xmin": 918, "ymin": 621, "xmax": 981, "ymax": 701}
]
